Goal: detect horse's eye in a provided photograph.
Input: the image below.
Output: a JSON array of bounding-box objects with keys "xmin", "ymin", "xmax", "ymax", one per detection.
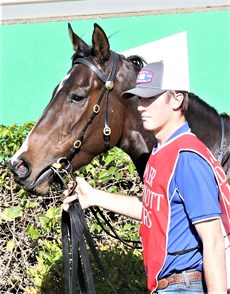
[{"xmin": 69, "ymin": 94, "xmax": 85, "ymax": 103}]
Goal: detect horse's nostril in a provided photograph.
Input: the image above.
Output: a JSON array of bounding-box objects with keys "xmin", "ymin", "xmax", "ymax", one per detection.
[
  {"xmin": 9, "ymin": 158, "xmax": 30, "ymax": 179},
  {"xmin": 16, "ymin": 161, "xmax": 28, "ymax": 174}
]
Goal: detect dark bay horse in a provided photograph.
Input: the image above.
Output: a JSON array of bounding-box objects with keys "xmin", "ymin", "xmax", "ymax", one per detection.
[{"xmin": 9, "ymin": 23, "xmax": 230, "ymax": 195}]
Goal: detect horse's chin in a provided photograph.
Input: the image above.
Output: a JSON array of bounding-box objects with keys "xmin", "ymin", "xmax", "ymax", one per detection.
[
  {"xmin": 29, "ymin": 181, "xmax": 50, "ymax": 195},
  {"xmin": 25, "ymin": 168, "xmax": 54, "ymax": 195}
]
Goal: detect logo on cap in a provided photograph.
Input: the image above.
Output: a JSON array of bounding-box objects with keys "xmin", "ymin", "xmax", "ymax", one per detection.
[{"xmin": 136, "ymin": 70, "xmax": 154, "ymax": 84}]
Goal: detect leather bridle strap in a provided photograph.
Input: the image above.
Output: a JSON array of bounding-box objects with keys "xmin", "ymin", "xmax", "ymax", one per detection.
[
  {"xmin": 75, "ymin": 51, "xmax": 119, "ymax": 83},
  {"xmin": 65, "ymin": 51, "xmax": 119, "ymax": 162},
  {"xmin": 73, "ymin": 58, "xmax": 107, "ymax": 83},
  {"xmin": 62, "ymin": 202, "xmax": 106, "ymax": 294},
  {"xmin": 90, "ymin": 207, "xmax": 142, "ymax": 249}
]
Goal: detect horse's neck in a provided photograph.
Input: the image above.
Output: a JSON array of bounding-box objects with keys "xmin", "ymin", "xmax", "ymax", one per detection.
[
  {"xmin": 186, "ymin": 95, "xmax": 230, "ymax": 181},
  {"xmin": 186, "ymin": 97, "xmax": 222, "ymax": 156}
]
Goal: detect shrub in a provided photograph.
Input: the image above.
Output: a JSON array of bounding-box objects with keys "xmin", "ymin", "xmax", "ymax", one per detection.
[{"xmin": 0, "ymin": 123, "xmax": 146, "ymax": 293}]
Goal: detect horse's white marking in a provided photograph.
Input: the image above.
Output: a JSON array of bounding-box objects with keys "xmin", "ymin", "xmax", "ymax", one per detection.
[
  {"xmin": 11, "ymin": 136, "xmax": 29, "ymax": 164},
  {"xmin": 56, "ymin": 73, "xmax": 71, "ymax": 94},
  {"xmin": 10, "ymin": 127, "xmax": 35, "ymax": 164}
]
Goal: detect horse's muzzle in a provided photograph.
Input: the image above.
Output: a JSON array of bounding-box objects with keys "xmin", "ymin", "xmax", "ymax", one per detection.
[
  {"xmin": 8, "ymin": 157, "xmax": 64, "ymax": 194},
  {"xmin": 8, "ymin": 157, "xmax": 31, "ymax": 182}
]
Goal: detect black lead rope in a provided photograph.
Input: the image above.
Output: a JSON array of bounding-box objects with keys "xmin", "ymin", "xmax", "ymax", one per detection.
[
  {"xmin": 90, "ymin": 207, "xmax": 142, "ymax": 249},
  {"xmin": 62, "ymin": 201, "xmax": 108, "ymax": 294}
]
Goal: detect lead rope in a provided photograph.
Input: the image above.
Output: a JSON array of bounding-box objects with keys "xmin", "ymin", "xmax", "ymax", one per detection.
[
  {"xmin": 62, "ymin": 203, "xmax": 97, "ymax": 294},
  {"xmin": 56, "ymin": 169, "xmax": 117, "ymax": 294},
  {"xmin": 90, "ymin": 207, "xmax": 142, "ymax": 249},
  {"xmin": 64, "ymin": 201, "xmax": 117, "ymax": 294},
  {"xmin": 51, "ymin": 51, "xmax": 121, "ymax": 293}
]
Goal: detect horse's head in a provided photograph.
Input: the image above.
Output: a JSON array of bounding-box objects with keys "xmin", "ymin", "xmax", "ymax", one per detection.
[{"xmin": 9, "ymin": 23, "xmax": 148, "ymax": 194}]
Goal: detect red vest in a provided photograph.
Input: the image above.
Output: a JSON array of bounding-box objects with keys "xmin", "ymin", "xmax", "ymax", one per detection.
[{"xmin": 140, "ymin": 133, "xmax": 230, "ymax": 292}]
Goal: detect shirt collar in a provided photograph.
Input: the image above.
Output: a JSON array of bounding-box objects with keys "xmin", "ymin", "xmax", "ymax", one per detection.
[
  {"xmin": 166, "ymin": 121, "xmax": 190, "ymax": 142},
  {"xmin": 154, "ymin": 121, "xmax": 191, "ymax": 152}
]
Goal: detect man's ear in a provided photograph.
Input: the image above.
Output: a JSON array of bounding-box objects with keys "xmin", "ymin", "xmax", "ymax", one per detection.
[{"xmin": 172, "ymin": 92, "xmax": 184, "ymax": 110}]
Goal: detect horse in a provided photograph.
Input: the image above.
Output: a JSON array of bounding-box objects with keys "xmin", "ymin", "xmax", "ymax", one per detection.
[{"xmin": 9, "ymin": 23, "xmax": 230, "ymax": 195}]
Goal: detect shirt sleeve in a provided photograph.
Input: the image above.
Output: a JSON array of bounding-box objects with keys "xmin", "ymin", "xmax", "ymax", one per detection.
[{"xmin": 175, "ymin": 151, "xmax": 221, "ymax": 224}]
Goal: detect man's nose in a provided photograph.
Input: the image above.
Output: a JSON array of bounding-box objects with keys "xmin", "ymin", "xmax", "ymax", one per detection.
[{"xmin": 137, "ymin": 103, "xmax": 146, "ymax": 112}]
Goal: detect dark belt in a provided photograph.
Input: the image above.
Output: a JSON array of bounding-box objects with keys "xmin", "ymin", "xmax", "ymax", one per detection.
[{"xmin": 157, "ymin": 271, "xmax": 202, "ymax": 290}]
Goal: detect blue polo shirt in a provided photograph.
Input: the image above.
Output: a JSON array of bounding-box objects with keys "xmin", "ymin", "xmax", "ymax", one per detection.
[{"xmin": 157, "ymin": 122, "xmax": 221, "ymax": 279}]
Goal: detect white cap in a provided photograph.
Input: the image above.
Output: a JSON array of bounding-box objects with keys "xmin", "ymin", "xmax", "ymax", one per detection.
[{"xmin": 122, "ymin": 60, "xmax": 189, "ymax": 98}]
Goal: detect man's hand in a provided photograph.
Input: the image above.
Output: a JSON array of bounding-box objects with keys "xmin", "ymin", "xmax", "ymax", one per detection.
[{"xmin": 62, "ymin": 177, "xmax": 95, "ymax": 211}]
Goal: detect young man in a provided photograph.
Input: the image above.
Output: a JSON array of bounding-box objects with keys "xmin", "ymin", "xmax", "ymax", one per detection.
[{"xmin": 63, "ymin": 61, "xmax": 229, "ymax": 293}]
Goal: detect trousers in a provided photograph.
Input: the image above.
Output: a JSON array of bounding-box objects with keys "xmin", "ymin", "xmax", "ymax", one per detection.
[
  {"xmin": 152, "ymin": 270, "xmax": 207, "ymax": 294},
  {"xmin": 152, "ymin": 280, "xmax": 205, "ymax": 293}
]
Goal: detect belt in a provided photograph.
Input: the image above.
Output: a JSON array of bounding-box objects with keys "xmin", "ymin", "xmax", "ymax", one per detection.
[{"xmin": 157, "ymin": 271, "xmax": 202, "ymax": 290}]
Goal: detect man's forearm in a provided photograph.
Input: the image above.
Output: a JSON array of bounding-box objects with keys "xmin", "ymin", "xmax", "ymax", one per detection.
[
  {"xmin": 203, "ymin": 239, "xmax": 227, "ymax": 292},
  {"xmin": 195, "ymin": 219, "xmax": 227, "ymax": 292},
  {"xmin": 92, "ymin": 189, "xmax": 142, "ymax": 220}
]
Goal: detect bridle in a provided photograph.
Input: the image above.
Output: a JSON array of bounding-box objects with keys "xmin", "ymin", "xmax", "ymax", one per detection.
[
  {"xmin": 56, "ymin": 50, "xmax": 119, "ymax": 170},
  {"xmin": 50, "ymin": 51, "xmax": 140, "ymax": 294}
]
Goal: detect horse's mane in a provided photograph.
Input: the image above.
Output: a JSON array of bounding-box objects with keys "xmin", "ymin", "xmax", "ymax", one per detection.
[
  {"xmin": 188, "ymin": 92, "xmax": 218, "ymax": 114},
  {"xmin": 127, "ymin": 55, "xmax": 146, "ymax": 69},
  {"xmin": 188, "ymin": 92, "xmax": 229, "ymax": 119}
]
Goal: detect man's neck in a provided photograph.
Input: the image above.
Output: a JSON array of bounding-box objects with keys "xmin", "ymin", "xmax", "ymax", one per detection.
[{"xmin": 155, "ymin": 117, "xmax": 186, "ymax": 146}]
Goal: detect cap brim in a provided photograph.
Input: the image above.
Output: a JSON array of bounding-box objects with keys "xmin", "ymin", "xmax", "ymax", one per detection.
[{"xmin": 122, "ymin": 87, "xmax": 166, "ymax": 99}]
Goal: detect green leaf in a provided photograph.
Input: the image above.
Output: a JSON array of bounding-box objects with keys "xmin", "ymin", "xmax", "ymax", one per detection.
[
  {"xmin": 34, "ymin": 276, "xmax": 42, "ymax": 287},
  {"xmin": 98, "ymin": 170, "xmax": 110, "ymax": 179},
  {"xmin": 89, "ymin": 223, "xmax": 97, "ymax": 233},
  {"xmin": 26, "ymin": 224, "xmax": 41, "ymax": 239},
  {"xmin": 46, "ymin": 208, "xmax": 54, "ymax": 218},
  {"xmin": 25, "ymin": 201, "xmax": 37, "ymax": 209},
  {"xmin": 6, "ymin": 239, "xmax": 16, "ymax": 251},
  {"xmin": 105, "ymin": 154, "xmax": 114, "ymax": 166},
  {"xmin": 123, "ymin": 223, "xmax": 132, "ymax": 230},
  {"xmin": 1, "ymin": 206, "xmax": 22, "ymax": 221},
  {"xmin": 115, "ymin": 170, "xmax": 121, "ymax": 180},
  {"xmin": 128, "ymin": 162, "xmax": 135, "ymax": 175}
]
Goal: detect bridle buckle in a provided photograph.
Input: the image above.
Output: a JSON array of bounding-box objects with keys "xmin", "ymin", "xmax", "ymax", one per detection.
[
  {"xmin": 93, "ymin": 104, "xmax": 100, "ymax": 114},
  {"xmin": 103, "ymin": 126, "xmax": 111, "ymax": 136},
  {"xmin": 74, "ymin": 140, "xmax": 82, "ymax": 149}
]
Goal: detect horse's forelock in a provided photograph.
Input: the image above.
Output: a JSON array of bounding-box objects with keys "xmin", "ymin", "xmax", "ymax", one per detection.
[{"xmin": 71, "ymin": 47, "xmax": 93, "ymax": 64}]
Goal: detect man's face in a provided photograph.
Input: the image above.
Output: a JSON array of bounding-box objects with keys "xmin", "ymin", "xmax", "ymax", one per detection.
[{"xmin": 137, "ymin": 91, "xmax": 173, "ymax": 132}]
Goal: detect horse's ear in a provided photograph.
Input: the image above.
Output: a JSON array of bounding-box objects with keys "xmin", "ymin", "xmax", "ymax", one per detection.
[
  {"xmin": 68, "ymin": 23, "xmax": 88, "ymax": 52},
  {"xmin": 92, "ymin": 23, "xmax": 110, "ymax": 62}
]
